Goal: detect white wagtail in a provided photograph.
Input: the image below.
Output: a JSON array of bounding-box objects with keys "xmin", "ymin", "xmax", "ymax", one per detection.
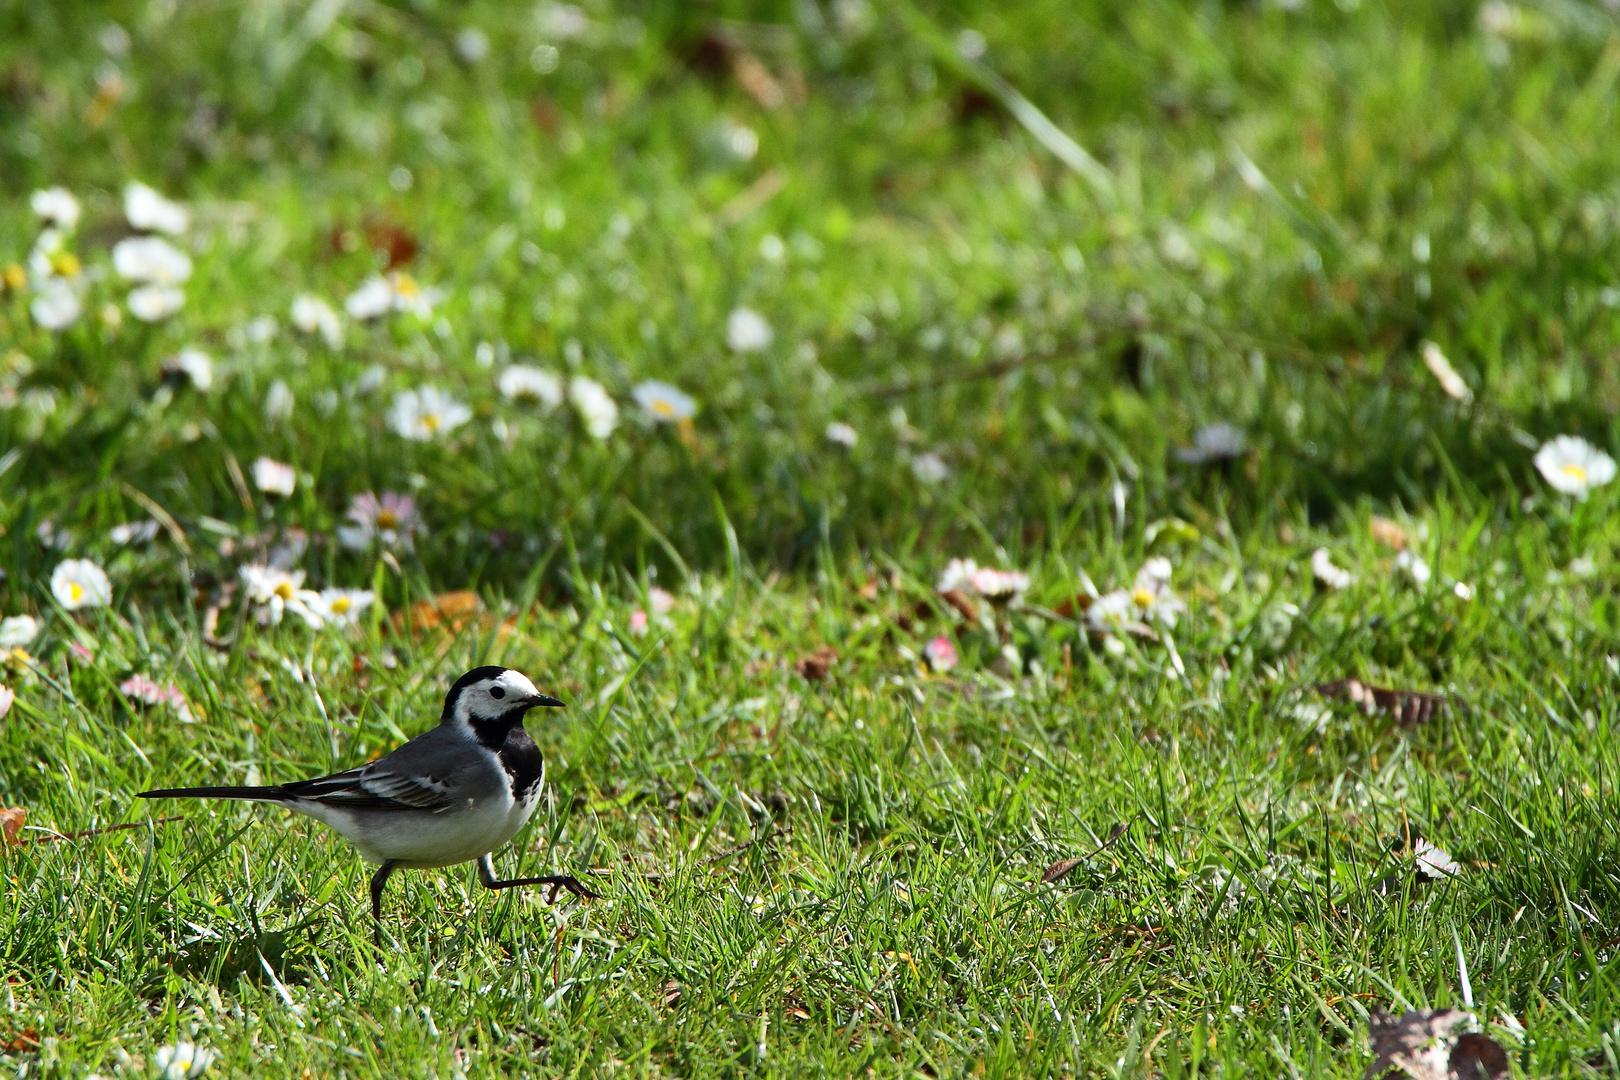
[{"xmin": 139, "ymin": 666, "xmax": 597, "ymax": 940}]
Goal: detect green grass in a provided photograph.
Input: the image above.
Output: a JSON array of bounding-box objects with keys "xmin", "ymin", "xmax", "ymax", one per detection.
[{"xmin": 5, "ymin": 0, "xmax": 1620, "ymax": 1075}]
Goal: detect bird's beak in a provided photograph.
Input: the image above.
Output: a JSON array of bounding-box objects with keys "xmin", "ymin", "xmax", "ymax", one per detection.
[{"xmin": 530, "ymin": 692, "xmax": 566, "ymax": 709}]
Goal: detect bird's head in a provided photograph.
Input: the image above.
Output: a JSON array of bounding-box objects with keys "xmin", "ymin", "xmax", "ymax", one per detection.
[{"xmin": 443, "ymin": 666, "xmax": 564, "ymax": 729}]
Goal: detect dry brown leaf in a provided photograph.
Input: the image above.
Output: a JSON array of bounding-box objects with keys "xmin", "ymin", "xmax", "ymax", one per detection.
[
  {"xmin": 1449, "ymin": 1034, "xmax": 1509, "ymax": 1080},
  {"xmin": 393, "ymin": 590, "xmax": 483, "ymax": 635},
  {"xmin": 1364, "ymin": 1008, "xmax": 1470, "ymax": 1080},
  {"xmin": 1, "ymin": 1029, "xmax": 39, "ymax": 1053},
  {"xmin": 1317, "ymin": 679, "xmax": 1446, "ymax": 728},
  {"xmin": 1040, "ymin": 822, "xmax": 1129, "ymax": 884},
  {"xmin": 0, "ymin": 807, "xmax": 24, "ymax": 845},
  {"xmin": 1362, "ymin": 1008, "xmax": 1508, "ymax": 1080},
  {"xmin": 795, "ymin": 646, "xmax": 837, "ymax": 682},
  {"xmin": 661, "ymin": 981, "xmax": 682, "ymax": 1008},
  {"xmin": 1371, "ymin": 517, "xmax": 1409, "ymax": 551}
]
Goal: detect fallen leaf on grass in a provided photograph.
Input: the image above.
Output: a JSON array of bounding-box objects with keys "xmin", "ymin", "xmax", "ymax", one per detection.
[
  {"xmin": 1040, "ymin": 822, "xmax": 1129, "ymax": 884},
  {"xmin": 662, "ymin": 981, "xmax": 682, "ymax": 1008},
  {"xmin": 1, "ymin": 1028, "xmax": 39, "ymax": 1053},
  {"xmin": 795, "ymin": 646, "xmax": 837, "ymax": 681},
  {"xmin": 1317, "ymin": 679, "xmax": 1446, "ymax": 727},
  {"xmin": 392, "ymin": 591, "xmax": 483, "ymax": 635},
  {"xmin": 0, "ymin": 807, "xmax": 23, "ymax": 845},
  {"xmin": 1363, "ymin": 1008, "xmax": 1507, "ymax": 1080}
]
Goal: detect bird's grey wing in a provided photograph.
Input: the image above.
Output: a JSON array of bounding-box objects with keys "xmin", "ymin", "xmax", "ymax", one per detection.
[{"xmin": 281, "ymin": 728, "xmax": 489, "ymax": 813}]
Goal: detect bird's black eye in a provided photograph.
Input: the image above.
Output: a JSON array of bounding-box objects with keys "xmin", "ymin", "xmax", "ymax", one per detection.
[{"xmin": 489, "ymin": 686, "xmax": 506, "ymax": 700}]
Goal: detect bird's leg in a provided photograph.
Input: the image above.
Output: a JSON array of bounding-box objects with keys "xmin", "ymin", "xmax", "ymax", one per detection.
[
  {"xmin": 477, "ymin": 853, "xmax": 599, "ymax": 902},
  {"xmin": 370, "ymin": 859, "xmax": 400, "ymax": 945}
]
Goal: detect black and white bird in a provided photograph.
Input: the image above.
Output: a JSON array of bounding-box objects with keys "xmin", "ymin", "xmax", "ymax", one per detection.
[{"xmin": 139, "ymin": 666, "xmax": 596, "ymax": 939}]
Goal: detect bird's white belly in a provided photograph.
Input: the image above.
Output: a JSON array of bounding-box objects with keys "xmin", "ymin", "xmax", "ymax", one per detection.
[{"xmin": 293, "ymin": 787, "xmax": 541, "ymax": 869}]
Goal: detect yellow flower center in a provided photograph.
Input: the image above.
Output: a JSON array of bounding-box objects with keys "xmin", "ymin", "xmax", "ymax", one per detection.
[
  {"xmin": 652, "ymin": 400, "xmax": 675, "ymax": 417},
  {"xmin": 53, "ymin": 253, "xmax": 81, "ymax": 278},
  {"xmin": 376, "ymin": 510, "xmax": 399, "ymax": 530},
  {"xmin": 1, "ymin": 264, "xmax": 24, "ymax": 290},
  {"xmin": 1132, "ymin": 588, "xmax": 1154, "ymax": 608},
  {"xmin": 1561, "ymin": 463, "xmax": 1588, "ymax": 484},
  {"xmin": 67, "ymin": 582, "xmax": 85, "ymax": 602},
  {"xmin": 422, "ymin": 412, "xmax": 442, "ymax": 432},
  {"xmin": 274, "ymin": 582, "xmax": 295, "ymax": 600},
  {"xmin": 393, "ymin": 275, "xmax": 419, "ymax": 298},
  {"xmin": 330, "ymin": 596, "xmax": 352, "ymax": 615}
]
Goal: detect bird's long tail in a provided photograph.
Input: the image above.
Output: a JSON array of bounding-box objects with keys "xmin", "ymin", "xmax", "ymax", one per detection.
[{"xmin": 137, "ymin": 786, "xmax": 291, "ymax": 802}]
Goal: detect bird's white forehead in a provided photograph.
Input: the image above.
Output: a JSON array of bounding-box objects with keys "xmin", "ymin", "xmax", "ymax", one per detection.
[{"xmin": 495, "ymin": 669, "xmax": 539, "ymax": 695}]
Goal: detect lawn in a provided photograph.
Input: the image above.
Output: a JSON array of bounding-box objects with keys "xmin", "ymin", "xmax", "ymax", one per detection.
[{"xmin": 4, "ymin": 0, "xmax": 1620, "ymax": 1076}]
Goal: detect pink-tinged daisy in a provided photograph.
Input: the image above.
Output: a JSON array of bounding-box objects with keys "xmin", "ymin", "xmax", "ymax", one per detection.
[
  {"xmin": 119, "ymin": 674, "xmax": 194, "ymax": 723},
  {"xmin": 338, "ymin": 491, "xmax": 421, "ymax": 550},
  {"xmin": 924, "ymin": 635, "xmax": 957, "ymax": 672}
]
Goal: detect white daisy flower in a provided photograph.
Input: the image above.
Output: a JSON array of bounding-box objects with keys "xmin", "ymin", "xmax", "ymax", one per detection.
[
  {"xmin": 648, "ymin": 586, "xmax": 676, "ymax": 616},
  {"xmin": 632, "ymin": 380, "xmax": 696, "ymax": 423},
  {"xmin": 314, "ymin": 588, "xmax": 375, "ymax": 627},
  {"xmin": 252, "ymin": 456, "xmax": 297, "ymax": 496},
  {"xmin": 726, "ymin": 307, "xmax": 773, "ymax": 352},
  {"xmin": 290, "ymin": 294, "xmax": 343, "ymax": 348},
  {"xmin": 152, "ymin": 1041, "xmax": 213, "ymax": 1080},
  {"xmin": 1085, "ymin": 589, "xmax": 1139, "ymax": 634},
  {"xmin": 389, "ymin": 386, "xmax": 472, "ymax": 440},
  {"xmin": 344, "ymin": 276, "xmax": 395, "ymax": 320},
  {"xmin": 31, "ymin": 188, "xmax": 81, "ymax": 230},
  {"xmin": 568, "ymin": 375, "xmax": 618, "ymax": 439},
  {"xmin": 51, "ymin": 559, "xmax": 112, "ymax": 611},
  {"xmin": 498, "ymin": 365, "xmax": 564, "ymax": 408},
  {"xmin": 970, "ymin": 567, "xmax": 1029, "ymax": 604},
  {"xmin": 30, "ymin": 279, "xmax": 82, "ymax": 331},
  {"xmin": 911, "ymin": 453, "xmax": 949, "ymax": 484},
  {"xmin": 112, "ymin": 236, "xmax": 192, "ymax": 284},
  {"xmin": 1311, "ymin": 548, "xmax": 1354, "ymax": 590},
  {"xmin": 171, "ymin": 347, "xmax": 213, "ymax": 390},
  {"xmin": 264, "ymin": 380, "xmax": 295, "ymax": 423},
  {"xmin": 239, "ymin": 565, "xmax": 324, "ymax": 628},
  {"xmin": 1534, "ymin": 435, "xmax": 1616, "ymax": 498},
  {"xmin": 0, "ymin": 615, "xmax": 40, "ymax": 648},
  {"xmin": 127, "ymin": 285, "xmax": 185, "ymax": 322},
  {"xmin": 124, "ymin": 182, "xmax": 190, "ymax": 235},
  {"xmin": 937, "ymin": 558, "xmax": 978, "ymax": 593},
  {"xmin": 0, "ymin": 685, "xmax": 12, "ymax": 721},
  {"xmin": 1175, "ymin": 422, "xmax": 1246, "ymax": 465},
  {"xmin": 1130, "ymin": 556, "xmax": 1186, "ymax": 626},
  {"xmin": 825, "ymin": 421, "xmax": 858, "ymax": 448},
  {"xmin": 386, "ymin": 272, "xmax": 441, "ymax": 318}
]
